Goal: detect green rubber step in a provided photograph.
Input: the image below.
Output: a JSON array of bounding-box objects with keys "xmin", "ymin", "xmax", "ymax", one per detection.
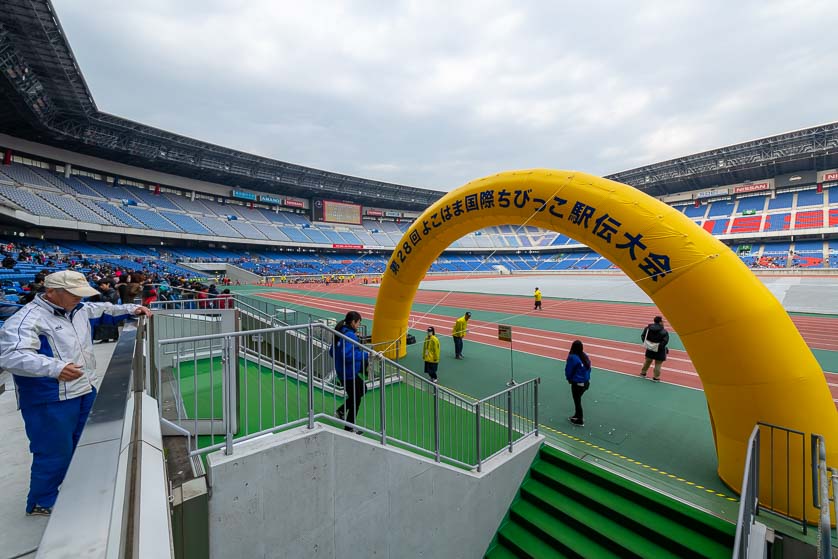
[
  {"xmin": 484, "ymin": 542, "xmax": 521, "ymax": 559},
  {"xmin": 538, "ymin": 445, "xmax": 734, "ymax": 545},
  {"xmin": 531, "ymin": 460, "xmax": 731, "ymax": 559},
  {"xmin": 511, "ymin": 499, "xmax": 621, "ymax": 558},
  {"xmin": 498, "ymin": 521, "xmax": 568, "ymax": 559},
  {"xmin": 520, "ymin": 477, "xmax": 680, "ymax": 559}
]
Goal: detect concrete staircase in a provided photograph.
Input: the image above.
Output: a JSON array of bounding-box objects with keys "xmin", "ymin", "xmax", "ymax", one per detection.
[{"xmin": 485, "ymin": 444, "xmax": 735, "ymax": 558}]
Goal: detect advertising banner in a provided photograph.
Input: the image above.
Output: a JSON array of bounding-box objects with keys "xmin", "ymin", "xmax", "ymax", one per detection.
[
  {"xmin": 775, "ymin": 171, "xmax": 817, "ymax": 188},
  {"xmin": 733, "ymin": 182, "xmax": 770, "ymax": 194},
  {"xmin": 231, "ymin": 189, "xmax": 257, "ymax": 201},
  {"xmin": 258, "ymin": 194, "xmax": 282, "ymax": 205},
  {"xmin": 694, "ymin": 188, "xmax": 729, "ymax": 200}
]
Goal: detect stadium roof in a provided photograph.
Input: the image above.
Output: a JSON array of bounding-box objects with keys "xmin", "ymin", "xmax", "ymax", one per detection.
[
  {"xmin": 609, "ymin": 123, "xmax": 838, "ymax": 196},
  {"xmin": 2, "ymin": 0, "xmax": 838, "ymax": 207}
]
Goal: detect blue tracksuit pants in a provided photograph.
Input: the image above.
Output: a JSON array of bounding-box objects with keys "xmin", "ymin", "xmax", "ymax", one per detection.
[{"xmin": 20, "ymin": 388, "xmax": 97, "ymax": 511}]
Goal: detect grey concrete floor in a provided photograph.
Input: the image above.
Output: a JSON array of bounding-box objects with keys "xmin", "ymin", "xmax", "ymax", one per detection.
[{"xmin": 0, "ymin": 341, "xmax": 116, "ymax": 559}]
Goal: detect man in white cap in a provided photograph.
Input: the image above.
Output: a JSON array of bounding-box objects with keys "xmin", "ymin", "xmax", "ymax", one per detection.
[{"xmin": 0, "ymin": 270, "xmax": 152, "ymax": 516}]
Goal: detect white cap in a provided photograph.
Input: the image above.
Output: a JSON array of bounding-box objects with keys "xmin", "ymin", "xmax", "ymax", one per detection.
[{"xmin": 44, "ymin": 271, "xmax": 100, "ymax": 297}]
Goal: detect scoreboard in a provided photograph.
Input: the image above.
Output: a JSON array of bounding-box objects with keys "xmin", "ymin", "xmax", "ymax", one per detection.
[{"xmin": 312, "ymin": 199, "xmax": 361, "ymax": 225}]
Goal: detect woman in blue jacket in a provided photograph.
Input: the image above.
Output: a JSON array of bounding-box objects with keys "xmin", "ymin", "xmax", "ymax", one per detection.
[
  {"xmin": 565, "ymin": 340, "xmax": 592, "ymax": 426},
  {"xmin": 331, "ymin": 311, "xmax": 369, "ymax": 433}
]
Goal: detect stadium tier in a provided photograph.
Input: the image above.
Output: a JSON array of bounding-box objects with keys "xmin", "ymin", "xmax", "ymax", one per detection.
[
  {"xmin": 0, "ymin": 234, "xmax": 828, "ymax": 279},
  {"xmin": 0, "ymin": 162, "xmax": 837, "ymax": 272}
]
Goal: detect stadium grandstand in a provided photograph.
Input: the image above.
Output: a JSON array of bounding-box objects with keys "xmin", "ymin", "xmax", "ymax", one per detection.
[{"xmin": 1, "ymin": 1, "xmax": 838, "ymax": 558}]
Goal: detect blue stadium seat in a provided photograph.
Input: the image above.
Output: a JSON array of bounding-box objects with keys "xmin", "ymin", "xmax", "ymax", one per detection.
[
  {"xmin": 736, "ymin": 196, "xmax": 768, "ymax": 213},
  {"xmin": 796, "ymin": 189, "xmax": 824, "ymax": 208},
  {"xmin": 159, "ymin": 212, "xmax": 212, "ymax": 235},
  {"xmin": 767, "ymin": 192, "xmax": 794, "ymax": 210}
]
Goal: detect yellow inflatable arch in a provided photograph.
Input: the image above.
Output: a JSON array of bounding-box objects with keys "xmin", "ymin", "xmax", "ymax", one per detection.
[{"xmin": 372, "ymin": 169, "xmax": 837, "ymax": 515}]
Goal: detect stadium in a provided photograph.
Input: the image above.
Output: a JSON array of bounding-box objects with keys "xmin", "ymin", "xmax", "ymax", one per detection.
[{"xmin": 1, "ymin": 1, "xmax": 838, "ymax": 558}]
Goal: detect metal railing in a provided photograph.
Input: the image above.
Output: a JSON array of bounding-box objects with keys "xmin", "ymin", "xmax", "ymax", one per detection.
[
  {"xmin": 152, "ymin": 318, "xmax": 540, "ymax": 472},
  {"xmin": 734, "ymin": 424, "xmax": 836, "ymax": 559},
  {"xmin": 832, "ymin": 468, "xmax": 838, "ymax": 553},
  {"xmin": 733, "ymin": 425, "xmax": 760, "ymax": 558},
  {"xmin": 811, "ymin": 434, "xmax": 833, "ymax": 558},
  {"xmin": 37, "ymin": 317, "xmax": 173, "ymax": 558},
  {"xmin": 757, "ymin": 421, "xmax": 807, "ymax": 531},
  {"xmin": 234, "ymin": 292, "xmax": 369, "ymax": 339}
]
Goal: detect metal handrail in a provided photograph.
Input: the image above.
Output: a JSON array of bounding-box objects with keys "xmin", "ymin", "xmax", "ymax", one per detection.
[
  {"xmin": 154, "ymin": 317, "xmax": 540, "ymax": 471},
  {"xmin": 812, "ymin": 434, "xmax": 832, "ymax": 558},
  {"xmin": 735, "ymin": 424, "xmax": 835, "ymax": 559},
  {"xmin": 733, "ymin": 425, "xmax": 760, "ymax": 559},
  {"xmin": 159, "ymin": 323, "xmax": 303, "ymax": 344},
  {"xmin": 232, "ymin": 298, "xmax": 277, "ymax": 322},
  {"xmin": 37, "ymin": 317, "xmax": 173, "ymax": 558},
  {"xmin": 756, "ymin": 421, "xmax": 807, "ymax": 531},
  {"xmin": 831, "ymin": 468, "xmax": 838, "ymax": 546},
  {"xmin": 234, "ymin": 293, "xmax": 346, "ymax": 333},
  {"xmin": 477, "ymin": 378, "xmax": 540, "ymax": 405}
]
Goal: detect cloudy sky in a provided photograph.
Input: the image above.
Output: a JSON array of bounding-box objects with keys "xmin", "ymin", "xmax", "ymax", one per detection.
[{"xmin": 54, "ymin": 0, "xmax": 838, "ymax": 192}]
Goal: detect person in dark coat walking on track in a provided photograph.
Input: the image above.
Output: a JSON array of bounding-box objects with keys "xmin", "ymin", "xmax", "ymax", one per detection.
[
  {"xmin": 640, "ymin": 316, "xmax": 669, "ymax": 382},
  {"xmin": 565, "ymin": 340, "xmax": 592, "ymax": 426}
]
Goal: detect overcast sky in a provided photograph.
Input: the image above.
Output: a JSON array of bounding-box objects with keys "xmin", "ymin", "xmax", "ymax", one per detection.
[{"xmin": 54, "ymin": 0, "xmax": 838, "ymax": 192}]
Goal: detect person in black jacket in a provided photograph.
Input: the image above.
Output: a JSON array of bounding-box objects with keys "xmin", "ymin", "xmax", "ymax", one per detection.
[
  {"xmin": 92, "ymin": 280, "xmax": 119, "ymax": 304},
  {"xmin": 640, "ymin": 316, "xmax": 669, "ymax": 382},
  {"xmin": 92, "ymin": 279, "xmax": 121, "ymax": 342}
]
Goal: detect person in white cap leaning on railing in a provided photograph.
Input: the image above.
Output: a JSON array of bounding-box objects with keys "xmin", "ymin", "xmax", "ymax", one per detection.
[{"xmin": 0, "ymin": 270, "xmax": 152, "ymax": 517}]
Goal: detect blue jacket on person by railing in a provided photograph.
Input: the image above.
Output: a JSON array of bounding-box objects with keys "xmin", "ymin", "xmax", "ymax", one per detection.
[
  {"xmin": 330, "ymin": 325, "xmax": 368, "ymax": 382},
  {"xmin": 564, "ymin": 353, "xmax": 591, "ymax": 384}
]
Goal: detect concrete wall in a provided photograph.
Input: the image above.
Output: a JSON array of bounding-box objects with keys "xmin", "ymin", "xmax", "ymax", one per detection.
[{"xmin": 206, "ymin": 424, "xmax": 542, "ymax": 559}]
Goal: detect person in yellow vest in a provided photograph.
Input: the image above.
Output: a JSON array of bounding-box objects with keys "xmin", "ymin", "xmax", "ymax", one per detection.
[
  {"xmin": 423, "ymin": 326, "xmax": 440, "ymax": 383},
  {"xmin": 534, "ymin": 287, "xmax": 543, "ymax": 311},
  {"xmin": 452, "ymin": 312, "xmax": 471, "ymax": 359}
]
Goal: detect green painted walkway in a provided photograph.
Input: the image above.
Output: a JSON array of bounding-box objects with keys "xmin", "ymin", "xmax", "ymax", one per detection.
[
  {"xmin": 176, "ymin": 357, "xmax": 521, "ymax": 468},
  {"xmin": 231, "ymin": 288, "xmax": 748, "ymax": 516}
]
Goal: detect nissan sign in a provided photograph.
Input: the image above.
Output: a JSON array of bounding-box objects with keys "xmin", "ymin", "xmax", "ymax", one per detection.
[{"xmin": 733, "ymin": 182, "xmax": 770, "ymax": 194}]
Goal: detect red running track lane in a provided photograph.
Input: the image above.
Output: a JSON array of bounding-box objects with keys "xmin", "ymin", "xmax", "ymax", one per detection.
[
  {"xmin": 254, "ymin": 290, "xmax": 838, "ymax": 403},
  {"xmin": 274, "ymin": 283, "xmax": 838, "ymax": 351}
]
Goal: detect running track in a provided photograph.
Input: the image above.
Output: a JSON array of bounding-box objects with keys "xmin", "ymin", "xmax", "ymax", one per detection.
[
  {"xmin": 273, "ymin": 283, "xmax": 838, "ymax": 351},
  {"xmin": 252, "ymin": 288, "xmax": 838, "ymax": 403}
]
